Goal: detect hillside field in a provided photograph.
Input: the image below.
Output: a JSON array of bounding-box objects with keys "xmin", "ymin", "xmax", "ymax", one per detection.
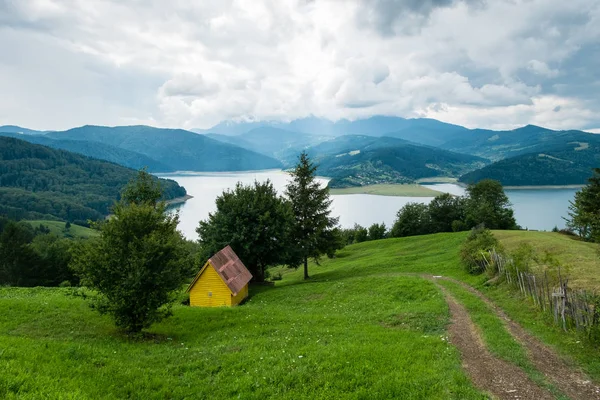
[
  {"xmin": 2, "ymin": 232, "xmax": 600, "ymax": 399},
  {"xmin": 26, "ymin": 220, "xmax": 99, "ymax": 239},
  {"xmin": 494, "ymin": 230, "xmax": 600, "ymax": 290},
  {"xmin": 328, "ymin": 183, "xmax": 443, "ymax": 197}
]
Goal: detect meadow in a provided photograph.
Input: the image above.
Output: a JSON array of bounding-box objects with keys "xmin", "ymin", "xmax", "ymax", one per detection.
[
  {"xmin": 26, "ymin": 220, "xmax": 99, "ymax": 239},
  {"xmin": 2, "ymin": 232, "xmax": 600, "ymax": 399},
  {"xmin": 328, "ymin": 183, "xmax": 443, "ymax": 197}
]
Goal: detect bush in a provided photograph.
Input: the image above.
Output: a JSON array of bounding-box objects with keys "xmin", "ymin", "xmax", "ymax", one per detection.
[{"xmin": 460, "ymin": 225, "xmax": 503, "ymax": 274}]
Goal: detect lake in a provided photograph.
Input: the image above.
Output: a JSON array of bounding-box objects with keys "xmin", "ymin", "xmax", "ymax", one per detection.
[{"xmin": 158, "ymin": 171, "xmax": 579, "ymax": 240}]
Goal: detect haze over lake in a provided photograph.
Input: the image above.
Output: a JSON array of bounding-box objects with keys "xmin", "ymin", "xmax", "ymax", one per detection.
[{"xmin": 158, "ymin": 171, "xmax": 578, "ymax": 240}]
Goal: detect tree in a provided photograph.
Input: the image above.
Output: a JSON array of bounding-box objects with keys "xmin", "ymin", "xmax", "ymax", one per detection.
[
  {"xmin": 428, "ymin": 193, "xmax": 466, "ymax": 233},
  {"xmin": 0, "ymin": 221, "xmax": 39, "ymax": 286},
  {"xmin": 565, "ymin": 168, "xmax": 600, "ymax": 241},
  {"xmin": 197, "ymin": 180, "xmax": 294, "ymax": 282},
  {"xmin": 464, "ymin": 179, "xmax": 517, "ymax": 230},
  {"xmin": 390, "ymin": 203, "xmax": 430, "ymax": 237},
  {"xmin": 368, "ymin": 222, "xmax": 387, "ymax": 240},
  {"xmin": 70, "ymin": 170, "xmax": 189, "ymax": 333},
  {"xmin": 353, "ymin": 224, "xmax": 369, "ymax": 243},
  {"xmin": 286, "ymin": 152, "xmax": 340, "ymax": 280}
]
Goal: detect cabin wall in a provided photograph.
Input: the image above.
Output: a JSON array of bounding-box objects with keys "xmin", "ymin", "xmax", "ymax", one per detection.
[
  {"xmin": 189, "ymin": 264, "xmax": 231, "ymax": 307},
  {"xmin": 231, "ymin": 284, "xmax": 248, "ymax": 306}
]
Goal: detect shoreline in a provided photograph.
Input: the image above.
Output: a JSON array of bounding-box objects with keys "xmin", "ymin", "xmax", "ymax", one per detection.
[
  {"xmin": 503, "ymin": 184, "xmax": 584, "ymax": 190},
  {"xmin": 165, "ymin": 194, "xmax": 194, "ymax": 205},
  {"xmin": 329, "ymin": 184, "xmax": 444, "ymax": 197},
  {"xmin": 456, "ymin": 182, "xmax": 583, "ymax": 190},
  {"xmin": 156, "ymin": 169, "xmax": 283, "ymax": 176}
]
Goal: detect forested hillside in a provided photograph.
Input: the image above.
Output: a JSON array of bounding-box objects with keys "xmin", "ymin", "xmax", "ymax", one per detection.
[
  {"xmin": 297, "ymin": 136, "xmax": 487, "ymax": 187},
  {"xmin": 459, "ymin": 142, "xmax": 600, "ymax": 185},
  {"xmin": 0, "ymin": 137, "xmax": 186, "ymax": 223},
  {"xmin": 0, "ymin": 132, "xmax": 172, "ymax": 172},
  {"xmin": 46, "ymin": 125, "xmax": 282, "ymax": 171}
]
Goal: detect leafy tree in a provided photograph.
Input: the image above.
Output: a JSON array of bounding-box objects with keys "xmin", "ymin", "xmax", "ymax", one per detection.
[
  {"xmin": 353, "ymin": 224, "xmax": 369, "ymax": 243},
  {"xmin": 70, "ymin": 170, "xmax": 189, "ymax": 333},
  {"xmin": 464, "ymin": 179, "xmax": 517, "ymax": 230},
  {"xmin": 565, "ymin": 168, "xmax": 600, "ymax": 241},
  {"xmin": 64, "ymin": 221, "xmax": 71, "ymax": 230},
  {"xmin": 390, "ymin": 203, "xmax": 431, "ymax": 237},
  {"xmin": 460, "ymin": 225, "xmax": 503, "ymax": 274},
  {"xmin": 428, "ymin": 193, "xmax": 466, "ymax": 233},
  {"xmin": 368, "ymin": 222, "xmax": 387, "ymax": 240},
  {"xmin": 0, "ymin": 221, "xmax": 39, "ymax": 286},
  {"xmin": 286, "ymin": 152, "xmax": 340, "ymax": 280},
  {"xmin": 30, "ymin": 234, "xmax": 77, "ymax": 286},
  {"xmin": 197, "ymin": 180, "xmax": 294, "ymax": 282}
]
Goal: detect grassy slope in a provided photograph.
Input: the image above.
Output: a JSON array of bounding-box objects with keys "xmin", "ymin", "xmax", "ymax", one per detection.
[
  {"xmin": 0, "ymin": 233, "xmax": 486, "ymax": 400},
  {"xmin": 26, "ymin": 220, "xmax": 99, "ymax": 239},
  {"xmin": 329, "ymin": 184, "xmax": 443, "ymax": 197},
  {"xmin": 493, "ymin": 230, "xmax": 600, "ymax": 290},
  {"xmin": 3, "ymin": 232, "xmax": 600, "ymax": 398}
]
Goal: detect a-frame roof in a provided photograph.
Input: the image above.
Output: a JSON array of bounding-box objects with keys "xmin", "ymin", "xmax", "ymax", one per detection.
[{"xmin": 187, "ymin": 245, "xmax": 252, "ymax": 296}]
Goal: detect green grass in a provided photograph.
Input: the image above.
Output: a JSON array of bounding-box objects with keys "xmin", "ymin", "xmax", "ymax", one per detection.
[
  {"xmin": 494, "ymin": 230, "xmax": 600, "ymax": 290},
  {"xmin": 329, "ymin": 184, "xmax": 443, "ymax": 197},
  {"xmin": 437, "ymin": 279, "xmax": 568, "ymax": 399},
  {"xmin": 26, "ymin": 220, "xmax": 99, "ymax": 239},
  {"xmin": 482, "ymin": 284, "xmax": 600, "ymax": 381},
  {"xmin": 4, "ymin": 231, "xmax": 600, "ymax": 398},
  {"xmin": 0, "ymin": 235, "xmax": 487, "ymax": 399},
  {"xmin": 416, "ymin": 177, "xmax": 458, "ymax": 184}
]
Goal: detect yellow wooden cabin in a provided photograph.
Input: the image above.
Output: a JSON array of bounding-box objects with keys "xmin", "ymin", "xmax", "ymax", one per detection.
[{"xmin": 186, "ymin": 245, "xmax": 252, "ymax": 307}]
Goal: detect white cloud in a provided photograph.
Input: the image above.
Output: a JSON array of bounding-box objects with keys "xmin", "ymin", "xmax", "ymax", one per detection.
[{"xmin": 0, "ymin": 0, "xmax": 599, "ymax": 132}]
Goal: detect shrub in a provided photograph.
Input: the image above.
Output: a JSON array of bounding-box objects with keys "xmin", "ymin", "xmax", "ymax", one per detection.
[{"xmin": 460, "ymin": 225, "xmax": 503, "ymax": 274}]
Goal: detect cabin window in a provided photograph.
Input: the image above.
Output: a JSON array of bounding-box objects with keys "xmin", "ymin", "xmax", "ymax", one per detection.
[{"xmin": 208, "ymin": 291, "xmax": 212, "ymax": 297}]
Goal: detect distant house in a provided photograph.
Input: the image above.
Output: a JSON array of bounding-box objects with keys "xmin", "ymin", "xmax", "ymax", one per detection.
[{"xmin": 186, "ymin": 245, "xmax": 252, "ymax": 307}]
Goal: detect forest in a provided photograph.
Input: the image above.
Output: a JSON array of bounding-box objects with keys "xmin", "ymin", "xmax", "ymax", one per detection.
[{"xmin": 0, "ymin": 137, "xmax": 186, "ymax": 224}]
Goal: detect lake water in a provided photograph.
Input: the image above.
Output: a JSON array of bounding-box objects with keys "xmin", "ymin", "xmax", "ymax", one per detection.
[{"xmin": 158, "ymin": 171, "xmax": 579, "ymax": 240}]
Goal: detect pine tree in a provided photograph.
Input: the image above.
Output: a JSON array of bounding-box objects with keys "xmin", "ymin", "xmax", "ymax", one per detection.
[{"xmin": 285, "ymin": 152, "xmax": 340, "ymax": 280}]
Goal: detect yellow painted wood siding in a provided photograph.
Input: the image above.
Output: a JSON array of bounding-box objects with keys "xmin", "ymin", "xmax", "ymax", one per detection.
[
  {"xmin": 189, "ymin": 263, "xmax": 232, "ymax": 307},
  {"xmin": 231, "ymin": 284, "xmax": 248, "ymax": 306}
]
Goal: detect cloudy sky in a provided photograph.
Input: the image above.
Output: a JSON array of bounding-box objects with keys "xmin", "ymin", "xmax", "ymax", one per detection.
[{"xmin": 1, "ymin": 0, "xmax": 599, "ymax": 132}]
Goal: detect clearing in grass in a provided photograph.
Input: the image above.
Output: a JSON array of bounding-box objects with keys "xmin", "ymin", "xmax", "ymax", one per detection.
[{"xmin": 26, "ymin": 220, "xmax": 99, "ymax": 239}]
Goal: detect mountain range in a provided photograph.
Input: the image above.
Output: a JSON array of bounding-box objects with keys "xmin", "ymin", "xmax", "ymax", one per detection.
[
  {"xmin": 3, "ymin": 115, "xmax": 599, "ymax": 186},
  {"xmin": 0, "ymin": 126, "xmax": 282, "ymax": 173}
]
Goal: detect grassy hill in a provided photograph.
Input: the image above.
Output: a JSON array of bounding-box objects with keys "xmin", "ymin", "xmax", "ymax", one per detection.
[
  {"xmin": 3, "ymin": 232, "xmax": 600, "ymax": 398},
  {"xmin": 0, "ymin": 137, "xmax": 186, "ymax": 222},
  {"xmin": 493, "ymin": 230, "xmax": 600, "ymax": 290},
  {"xmin": 25, "ymin": 220, "xmax": 99, "ymax": 239}
]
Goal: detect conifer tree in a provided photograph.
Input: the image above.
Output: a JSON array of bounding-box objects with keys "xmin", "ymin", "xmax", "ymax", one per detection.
[{"xmin": 285, "ymin": 152, "xmax": 340, "ymax": 280}]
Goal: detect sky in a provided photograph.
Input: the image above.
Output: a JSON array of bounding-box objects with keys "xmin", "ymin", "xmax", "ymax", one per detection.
[{"xmin": 1, "ymin": 0, "xmax": 599, "ymax": 132}]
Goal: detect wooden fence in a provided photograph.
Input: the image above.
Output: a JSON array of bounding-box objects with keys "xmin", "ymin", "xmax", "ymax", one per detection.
[{"xmin": 481, "ymin": 249, "xmax": 600, "ymax": 339}]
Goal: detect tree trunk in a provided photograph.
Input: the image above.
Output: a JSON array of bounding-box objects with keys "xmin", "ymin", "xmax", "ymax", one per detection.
[{"xmin": 303, "ymin": 257, "xmax": 309, "ymax": 280}]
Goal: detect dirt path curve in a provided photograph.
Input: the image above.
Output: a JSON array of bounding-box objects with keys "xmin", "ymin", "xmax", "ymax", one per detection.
[
  {"xmin": 435, "ymin": 276, "xmax": 600, "ymax": 400},
  {"xmin": 435, "ymin": 283, "xmax": 555, "ymax": 400}
]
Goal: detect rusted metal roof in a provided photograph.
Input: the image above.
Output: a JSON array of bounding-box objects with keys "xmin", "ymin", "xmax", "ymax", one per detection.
[{"xmin": 187, "ymin": 245, "xmax": 252, "ymax": 296}]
